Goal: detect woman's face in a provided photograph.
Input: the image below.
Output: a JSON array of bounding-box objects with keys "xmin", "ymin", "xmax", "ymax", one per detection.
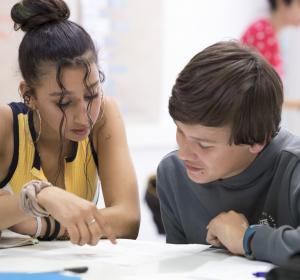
[{"xmin": 31, "ymin": 62, "xmax": 102, "ymax": 142}]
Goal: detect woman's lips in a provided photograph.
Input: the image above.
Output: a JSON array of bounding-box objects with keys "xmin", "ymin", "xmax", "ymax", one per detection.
[{"xmin": 71, "ymin": 127, "xmax": 89, "ymax": 136}]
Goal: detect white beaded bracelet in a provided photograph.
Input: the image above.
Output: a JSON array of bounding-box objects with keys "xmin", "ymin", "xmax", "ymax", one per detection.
[
  {"xmin": 20, "ymin": 180, "xmax": 51, "ymax": 217},
  {"xmin": 34, "ymin": 217, "xmax": 42, "ymax": 238}
]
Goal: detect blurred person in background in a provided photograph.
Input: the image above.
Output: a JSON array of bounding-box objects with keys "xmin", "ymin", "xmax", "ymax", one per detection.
[{"xmin": 241, "ymin": 0, "xmax": 300, "ymax": 76}]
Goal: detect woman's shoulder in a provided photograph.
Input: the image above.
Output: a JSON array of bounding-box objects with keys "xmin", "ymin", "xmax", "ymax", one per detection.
[
  {"xmin": 0, "ymin": 104, "xmax": 14, "ymax": 178},
  {"xmin": 0, "ymin": 102, "xmax": 28, "ymax": 142},
  {"xmin": 0, "ymin": 104, "xmax": 14, "ymax": 139},
  {"xmin": 92, "ymin": 96, "xmax": 125, "ymax": 148},
  {"xmin": 94, "ymin": 96, "xmax": 121, "ymax": 130}
]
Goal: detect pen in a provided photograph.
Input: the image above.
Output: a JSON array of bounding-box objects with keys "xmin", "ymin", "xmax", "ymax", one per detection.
[
  {"xmin": 51, "ymin": 266, "xmax": 88, "ymax": 274},
  {"xmin": 63, "ymin": 266, "xmax": 88, "ymax": 274},
  {"xmin": 253, "ymin": 272, "xmax": 266, "ymax": 278}
]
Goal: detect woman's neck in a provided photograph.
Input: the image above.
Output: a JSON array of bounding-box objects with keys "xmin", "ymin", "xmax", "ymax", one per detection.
[{"xmin": 33, "ymin": 112, "xmax": 72, "ymax": 157}]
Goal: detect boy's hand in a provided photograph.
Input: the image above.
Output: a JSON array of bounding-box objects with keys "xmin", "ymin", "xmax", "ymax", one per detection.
[{"xmin": 206, "ymin": 210, "xmax": 249, "ymax": 255}]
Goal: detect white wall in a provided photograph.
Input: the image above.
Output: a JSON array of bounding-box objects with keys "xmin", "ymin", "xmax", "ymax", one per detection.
[{"xmin": 160, "ymin": 0, "xmax": 268, "ymax": 124}]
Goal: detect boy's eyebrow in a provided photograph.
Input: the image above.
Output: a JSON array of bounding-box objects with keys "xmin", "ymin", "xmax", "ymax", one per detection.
[
  {"xmin": 189, "ymin": 136, "xmax": 217, "ymax": 143},
  {"xmin": 49, "ymin": 81, "xmax": 99, "ymax": 97},
  {"xmin": 176, "ymin": 124, "xmax": 217, "ymax": 143}
]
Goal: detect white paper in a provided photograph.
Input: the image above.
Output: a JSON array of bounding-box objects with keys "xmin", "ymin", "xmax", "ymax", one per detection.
[
  {"xmin": 22, "ymin": 239, "xmax": 211, "ymax": 266},
  {"xmin": 0, "ymin": 236, "xmax": 38, "ymax": 249},
  {"xmin": 188, "ymin": 256, "xmax": 274, "ymax": 280}
]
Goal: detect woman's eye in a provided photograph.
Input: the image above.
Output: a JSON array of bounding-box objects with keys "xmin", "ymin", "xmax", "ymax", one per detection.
[
  {"xmin": 85, "ymin": 94, "xmax": 99, "ymax": 101},
  {"xmin": 58, "ymin": 100, "xmax": 71, "ymax": 107}
]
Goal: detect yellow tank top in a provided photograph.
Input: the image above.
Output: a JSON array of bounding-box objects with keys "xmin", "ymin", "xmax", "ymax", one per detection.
[{"xmin": 0, "ymin": 103, "xmax": 99, "ymax": 202}]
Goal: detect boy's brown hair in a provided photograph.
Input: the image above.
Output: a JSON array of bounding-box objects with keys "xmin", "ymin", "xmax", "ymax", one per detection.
[{"xmin": 169, "ymin": 41, "xmax": 283, "ymax": 145}]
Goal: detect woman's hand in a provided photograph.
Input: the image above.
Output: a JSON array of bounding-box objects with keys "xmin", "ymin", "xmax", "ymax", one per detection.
[{"xmin": 37, "ymin": 186, "xmax": 116, "ymax": 246}]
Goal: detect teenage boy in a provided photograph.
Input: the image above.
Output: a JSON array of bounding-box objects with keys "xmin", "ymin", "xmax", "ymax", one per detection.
[{"xmin": 157, "ymin": 41, "xmax": 300, "ymax": 265}]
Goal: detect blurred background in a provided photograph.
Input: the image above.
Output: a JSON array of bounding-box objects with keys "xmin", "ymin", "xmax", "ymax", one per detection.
[{"xmin": 1, "ymin": 0, "xmax": 300, "ymax": 242}]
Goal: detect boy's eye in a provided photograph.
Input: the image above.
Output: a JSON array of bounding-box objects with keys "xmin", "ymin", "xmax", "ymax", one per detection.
[{"xmin": 198, "ymin": 143, "xmax": 212, "ymax": 149}]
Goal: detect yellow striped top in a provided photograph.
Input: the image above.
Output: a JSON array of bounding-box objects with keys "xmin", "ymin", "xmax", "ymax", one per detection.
[{"xmin": 0, "ymin": 103, "xmax": 99, "ymax": 202}]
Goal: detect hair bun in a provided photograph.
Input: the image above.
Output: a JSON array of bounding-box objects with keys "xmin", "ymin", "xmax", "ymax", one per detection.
[{"xmin": 11, "ymin": 0, "xmax": 70, "ymax": 32}]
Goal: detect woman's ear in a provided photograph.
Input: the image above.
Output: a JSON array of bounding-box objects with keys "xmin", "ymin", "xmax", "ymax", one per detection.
[
  {"xmin": 19, "ymin": 81, "xmax": 27, "ymax": 98},
  {"xmin": 249, "ymin": 143, "xmax": 265, "ymax": 155},
  {"xmin": 19, "ymin": 81, "xmax": 36, "ymax": 109}
]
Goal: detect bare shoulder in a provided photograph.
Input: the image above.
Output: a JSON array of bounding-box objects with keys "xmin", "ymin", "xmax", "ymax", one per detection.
[
  {"xmin": 94, "ymin": 96, "xmax": 123, "ymax": 132},
  {"xmin": 101, "ymin": 96, "xmax": 122, "ymax": 121},
  {"xmin": 0, "ymin": 105, "xmax": 13, "ymax": 151},
  {"xmin": 0, "ymin": 105, "xmax": 14, "ymax": 179},
  {"xmin": 92, "ymin": 96, "xmax": 126, "ymax": 147}
]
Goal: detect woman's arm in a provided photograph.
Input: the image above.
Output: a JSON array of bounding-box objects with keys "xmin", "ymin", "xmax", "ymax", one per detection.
[
  {"xmin": 0, "ymin": 105, "xmax": 31, "ymax": 229},
  {"xmin": 94, "ymin": 97, "xmax": 140, "ymax": 239},
  {"xmin": 0, "ymin": 106, "xmax": 115, "ymax": 244}
]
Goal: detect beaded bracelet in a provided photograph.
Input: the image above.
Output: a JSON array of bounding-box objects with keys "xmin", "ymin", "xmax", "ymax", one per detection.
[
  {"xmin": 38, "ymin": 217, "xmax": 51, "ymax": 241},
  {"xmin": 47, "ymin": 219, "xmax": 61, "ymax": 241},
  {"xmin": 20, "ymin": 180, "xmax": 51, "ymax": 217},
  {"xmin": 33, "ymin": 217, "xmax": 42, "ymax": 238}
]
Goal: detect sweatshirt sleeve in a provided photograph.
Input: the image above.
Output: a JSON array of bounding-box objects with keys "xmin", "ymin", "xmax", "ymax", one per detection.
[
  {"xmin": 252, "ymin": 163, "xmax": 300, "ymax": 265},
  {"xmin": 157, "ymin": 157, "xmax": 187, "ymax": 244}
]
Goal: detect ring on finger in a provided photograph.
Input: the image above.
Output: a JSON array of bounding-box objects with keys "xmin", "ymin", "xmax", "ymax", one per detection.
[{"xmin": 87, "ymin": 218, "xmax": 96, "ymax": 226}]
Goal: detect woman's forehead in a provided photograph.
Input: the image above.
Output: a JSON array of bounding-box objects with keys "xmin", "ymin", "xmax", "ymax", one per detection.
[{"xmin": 38, "ymin": 62, "xmax": 99, "ymax": 83}]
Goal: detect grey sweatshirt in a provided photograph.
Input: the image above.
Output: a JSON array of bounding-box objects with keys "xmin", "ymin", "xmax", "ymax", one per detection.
[{"xmin": 157, "ymin": 128, "xmax": 300, "ymax": 265}]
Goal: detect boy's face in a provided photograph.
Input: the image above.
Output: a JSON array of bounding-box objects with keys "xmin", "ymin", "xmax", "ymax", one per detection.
[{"xmin": 175, "ymin": 121, "xmax": 261, "ymax": 184}]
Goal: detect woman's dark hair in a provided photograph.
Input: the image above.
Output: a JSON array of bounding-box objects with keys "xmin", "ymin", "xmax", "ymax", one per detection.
[
  {"xmin": 11, "ymin": 0, "xmax": 103, "ymax": 197},
  {"xmin": 169, "ymin": 41, "xmax": 283, "ymax": 146},
  {"xmin": 268, "ymin": 0, "xmax": 293, "ymax": 11},
  {"xmin": 11, "ymin": 0, "xmax": 104, "ymax": 87}
]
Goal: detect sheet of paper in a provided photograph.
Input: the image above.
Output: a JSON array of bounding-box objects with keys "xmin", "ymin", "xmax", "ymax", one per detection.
[
  {"xmin": 18, "ymin": 239, "xmax": 211, "ymax": 266},
  {"xmin": 0, "ymin": 236, "xmax": 38, "ymax": 249},
  {"xmin": 188, "ymin": 256, "xmax": 274, "ymax": 280},
  {"xmin": 0, "ymin": 272, "xmax": 80, "ymax": 280}
]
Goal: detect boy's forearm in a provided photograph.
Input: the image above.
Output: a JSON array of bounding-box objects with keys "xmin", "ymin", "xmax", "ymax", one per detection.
[{"xmin": 252, "ymin": 225, "xmax": 300, "ymax": 265}]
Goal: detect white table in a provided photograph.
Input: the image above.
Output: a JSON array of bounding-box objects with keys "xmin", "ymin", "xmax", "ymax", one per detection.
[{"xmin": 0, "ymin": 233, "xmax": 274, "ymax": 280}]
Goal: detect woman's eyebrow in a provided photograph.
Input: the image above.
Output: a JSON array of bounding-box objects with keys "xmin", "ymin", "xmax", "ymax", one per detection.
[{"xmin": 49, "ymin": 81, "xmax": 99, "ymax": 97}]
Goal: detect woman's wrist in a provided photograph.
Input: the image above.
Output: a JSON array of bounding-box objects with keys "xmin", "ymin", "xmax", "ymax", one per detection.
[
  {"xmin": 20, "ymin": 180, "xmax": 51, "ymax": 217},
  {"xmin": 36, "ymin": 186, "xmax": 54, "ymax": 212}
]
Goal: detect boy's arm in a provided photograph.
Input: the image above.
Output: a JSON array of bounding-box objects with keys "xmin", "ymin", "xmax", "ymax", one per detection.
[
  {"xmin": 252, "ymin": 163, "xmax": 300, "ymax": 265},
  {"xmin": 157, "ymin": 160, "xmax": 187, "ymax": 244},
  {"xmin": 207, "ymin": 163, "xmax": 300, "ymax": 265},
  {"xmin": 252, "ymin": 225, "xmax": 300, "ymax": 265}
]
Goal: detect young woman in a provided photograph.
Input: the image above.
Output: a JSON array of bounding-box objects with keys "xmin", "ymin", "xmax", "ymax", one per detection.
[{"xmin": 0, "ymin": 0, "xmax": 140, "ymax": 246}]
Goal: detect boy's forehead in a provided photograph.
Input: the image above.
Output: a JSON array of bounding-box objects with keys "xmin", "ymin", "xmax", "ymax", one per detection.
[{"xmin": 175, "ymin": 121, "xmax": 231, "ymax": 142}]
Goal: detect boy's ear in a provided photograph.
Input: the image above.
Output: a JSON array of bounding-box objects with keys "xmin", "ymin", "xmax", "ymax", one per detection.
[{"xmin": 249, "ymin": 143, "xmax": 265, "ymax": 154}]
